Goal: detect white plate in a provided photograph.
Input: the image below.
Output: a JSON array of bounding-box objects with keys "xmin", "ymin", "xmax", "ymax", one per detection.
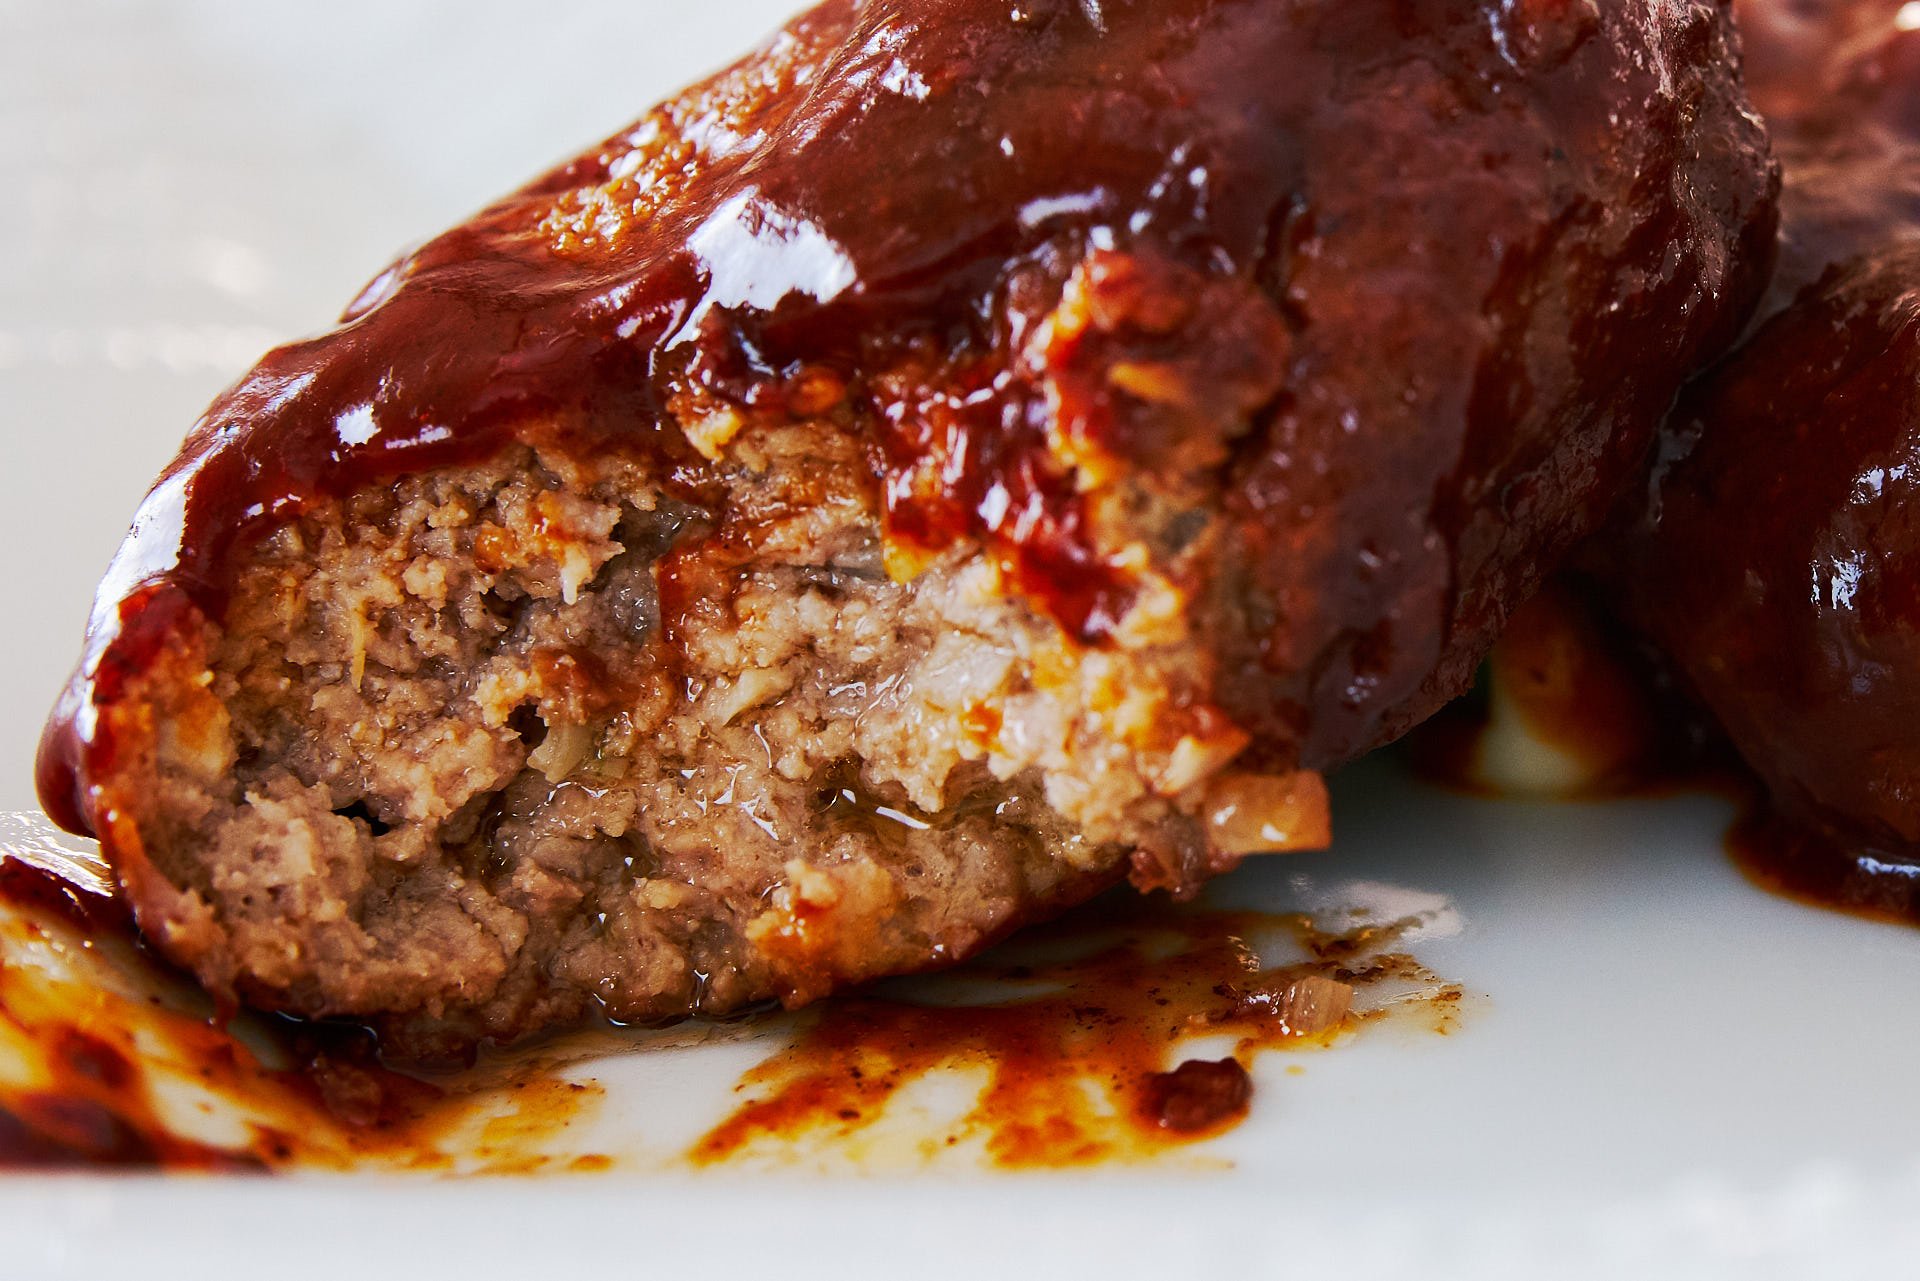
[{"xmin": 5, "ymin": 4, "xmax": 1920, "ymax": 1278}]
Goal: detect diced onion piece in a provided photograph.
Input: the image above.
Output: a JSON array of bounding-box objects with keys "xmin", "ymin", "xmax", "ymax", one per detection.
[
  {"xmin": 1107, "ymin": 360, "xmax": 1192, "ymax": 406},
  {"xmin": 683, "ymin": 407, "xmax": 744, "ymax": 462},
  {"xmin": 346, "ymin": 605, "xmax": 370, "ymax": 691},
  {"xmin": 528, "ymin": 721, "xmax": 595, "ymax": 782},
  {"xmin": 1202, "ymin": 770, "xmax": 1331, "ymax": 855},
  {"xmin": 1278, "ymin": 974, "xmax": 1353, "ymax": 1038},
  {"xmin": 708, "ymin": 667, "xmax": 792, "ymax": 726}
]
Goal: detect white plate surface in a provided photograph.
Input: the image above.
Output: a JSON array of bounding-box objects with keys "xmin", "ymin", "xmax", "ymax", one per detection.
[{"xmin": 4, "ymin": 4, "xmax": 1920, "ymax": 1278}]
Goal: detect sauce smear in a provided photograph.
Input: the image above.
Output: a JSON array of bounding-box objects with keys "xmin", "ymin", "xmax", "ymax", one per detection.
[
  {"xmin": 0, "ymin": 846, "xmax": 608, "ymax": 1174},
  {"xmin": 1726, "ymin": 799, "xmax": 1920, "ymax": 930},
  {"xmin": 693, "ymin": 898, "xmax": 1460, "ymax": 1169},
  {"xmin": 0, "ymin": 816, "xmax": 1461, "ymax": 1173}
]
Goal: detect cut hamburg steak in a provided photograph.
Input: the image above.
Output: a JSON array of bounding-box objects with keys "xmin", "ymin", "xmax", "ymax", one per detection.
[
  {"xmin": 37, "ymin": 0, "xmax": 1775, "ymax": 1059},
  {"xmin": 1614, "ymin": 1, "xmax": 1920, "ymax": 882}
]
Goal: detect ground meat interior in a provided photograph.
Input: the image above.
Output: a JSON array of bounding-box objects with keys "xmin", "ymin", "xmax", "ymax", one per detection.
[
  {"xmin": 123, "ymin": 425, "xmax": 1289, "ymax": 1058},
  {"xmin": 40, "ymin": 0, "xmax": 1777, "ymax": 1061}
]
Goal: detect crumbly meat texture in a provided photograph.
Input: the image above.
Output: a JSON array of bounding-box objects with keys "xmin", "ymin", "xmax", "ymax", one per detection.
[
  {"xmin": 44, "ymin": 0, "xmax": 1776, "ymax": 1058},
  {"xmin": 112, "ymin": 432, "xmax": 1238, "ymax": 1057}
]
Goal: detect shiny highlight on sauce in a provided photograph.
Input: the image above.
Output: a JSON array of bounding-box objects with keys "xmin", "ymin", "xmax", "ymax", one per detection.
[{"xmin": 1726, "ymin": 799, "xmax": 1920, "ymax": 930}]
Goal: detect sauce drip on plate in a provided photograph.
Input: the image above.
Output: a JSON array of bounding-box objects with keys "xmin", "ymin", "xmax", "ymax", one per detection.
[
  {"xmin": 0, "ymin": 823, "xmax": 1461, "ymax": 1173},
  {"xmin": 1726, "ymin": 801, "xmax": 1920, "ymax": 930},
  {"xmin": 0, "ymin": 829, "xmax": 610, "ymax": 1174},
  {"xmin": 692, "ymin": 897, "xmax": 1459, "ymax": 1168},
  {"xmin": 1414, "ymin": 0, "xmax": 1920, "ymax": 928}
]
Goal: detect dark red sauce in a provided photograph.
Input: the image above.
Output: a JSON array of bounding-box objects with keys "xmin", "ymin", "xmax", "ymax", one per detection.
[
  {"xmin": 0, "ymin": 843, "xmax": 1458, "ymax": 1172},
  {"xmin": 1485, "ymin": 0, "xmax": 1920, "ymax": 934},
  {"xmin": 1728, "ymin": 797, "xmax": 1920, "ymax": 929},
  {"xmin": 36, "ymin": 0, "xmax": 1338, "ymax": 833},
  {"xmin": 0, "ymin": 856, "xmax": 610, "ymax": 1173},
  {"xmin": 0, "ymin": 1024, "xmax": 263, "ymax": 1173},
  {"xmin": 1737, "ymin": 0, "xmax": 1920, "ymax": 308},
  {"xmin": 1398, "ymin": 2, "xmax": 1920, "ymax": 929},
  {"xmin": 690, "ymin": 896, "xmax": 1459, "ymax": 1168},
  {"xmin": 1648, "ymin": 0, "xmax": 1920, "ymax": 920},
  {"xmin": 1140, "ymin": 1058, "xmax": 1253, "ymax": 1135}
]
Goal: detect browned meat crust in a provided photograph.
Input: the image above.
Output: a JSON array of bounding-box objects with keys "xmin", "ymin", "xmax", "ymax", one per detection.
[
  {"xmin": 1627, "ymin": 248, "xmax": 1920, "ymax": 846},
  {"xmin": 39, "ymin": 0, "xmax": 1775, "ymax": 1059},
  {"xmin": 1613, "ymin": 1, "xmax": 1920, "ymax": 862}
]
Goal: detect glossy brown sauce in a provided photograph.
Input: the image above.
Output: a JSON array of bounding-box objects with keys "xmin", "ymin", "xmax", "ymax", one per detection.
[
  {"xmin": 0, "ymin": 858, "xmax": 611, "ymax": 1173},
  {"xmin": 1687, "ymin": 0, "xmax": 1920, "ymax": 921},
  {"xmin": 34, "ymin": 0, "xmax": 1329, "ymax": 833},
  {"xmin": 0, "ymin": 848, "xmax": 1458, "ymax": 1172},
  {"xmin": 692, "ymin": 896, "xmax": 1459, "ymax": 1169},
  {"xmin": 1408, "ymin": 1, "xmax": 1920, "ymax": 930},
  {"xmin": 1727, "ymin": 798, "xmax": 1920, "ymax": 928},
  {"xmin": 1736, "ymin": 0, "xmax": 1920, "ymax": 307}
]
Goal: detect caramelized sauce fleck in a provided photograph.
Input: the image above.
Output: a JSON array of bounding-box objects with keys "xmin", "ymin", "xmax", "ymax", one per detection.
[
  {"xmin": 1140, "ymin": 1058, "xmax": 1251, "ymax": 1135},
  {"xmin": 690, "ymin": 896, "xmax": 1459, "ymax": 1169}
]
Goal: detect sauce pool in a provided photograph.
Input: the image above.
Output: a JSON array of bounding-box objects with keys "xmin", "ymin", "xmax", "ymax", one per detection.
[
  {"xmin": 0, "ymin": 837, "xmax": 1462, "ymax": 1173},
  {"xmin": 693, "ymin": 896, "xmax": 1460, "ymax": 1168},
  {"xmin": 1726, "ymin": 799, "xmax": 1920, "ymax": 930}
]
